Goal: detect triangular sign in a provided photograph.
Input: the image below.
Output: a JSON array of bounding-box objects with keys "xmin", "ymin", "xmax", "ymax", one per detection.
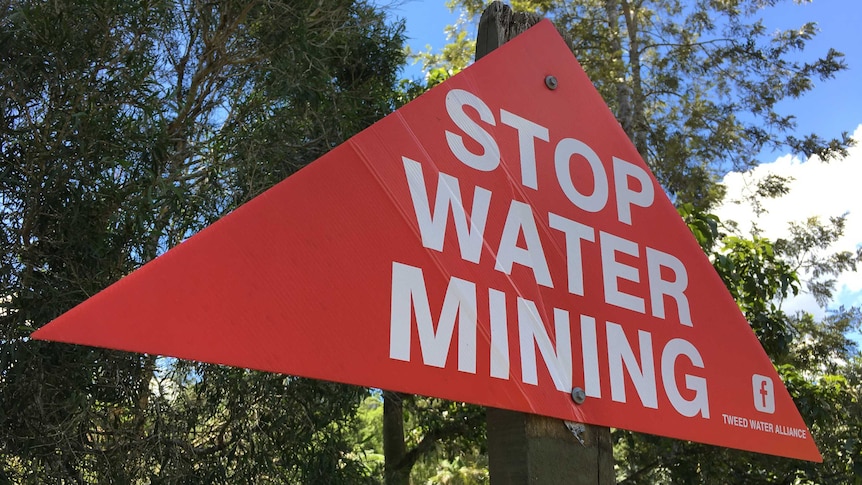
[{"xmin": 33, "ymin": 20, "xmax": 820, "ymax": 461}]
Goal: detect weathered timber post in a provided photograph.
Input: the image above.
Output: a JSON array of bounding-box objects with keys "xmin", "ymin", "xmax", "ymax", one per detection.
[
  {"xmin": 487, "ymin": 408, "xmax": 614, "ymax": 484},
  {"xmin": 477, "ymin": 3, "xmax": 615, "ymax": 483}
]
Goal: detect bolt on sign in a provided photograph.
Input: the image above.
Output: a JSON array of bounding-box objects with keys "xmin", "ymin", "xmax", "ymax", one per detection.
[{"xmin": 33, "ymin": 20, "xmax": 820, "ymax": 461}]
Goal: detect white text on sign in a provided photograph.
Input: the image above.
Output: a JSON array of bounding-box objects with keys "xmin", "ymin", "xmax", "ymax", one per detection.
[{"xmin": 389, "ymin": 88, "xmax": 708, "ymax": 421}]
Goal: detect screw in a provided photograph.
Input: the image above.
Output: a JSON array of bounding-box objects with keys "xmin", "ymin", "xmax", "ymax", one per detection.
[
  {"xmin": 571, "ymin": 387, "xmax": 586, "ymax": 404},
  {"xmin": 545, "ymin": 75, "xmax": 558, "ymax": 90}
]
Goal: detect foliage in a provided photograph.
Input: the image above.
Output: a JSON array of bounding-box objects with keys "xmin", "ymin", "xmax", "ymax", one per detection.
[
  {"xmin": 432, "ymin": 0, "xmax": 854, "ymax": 209},
  {"xmin": 410, "ymin": 15, "xmax": 476, "ymax": 86},
  {"xmin": 396, "ymin": 13, "xmax": 476, "ymax": 109},
  {"xmin": 613, "ymin": 308, "xmax": 861, "ymax": 484},
  {"xmin": 715, "ymin": 234, "xmax": 799, "ymax": 355},
  {"xmin": 381, "ymin": 391, "xmax": 487, "ymax": 485},
  {"xmin": 776, "ymin": 215, "xmax": 862, "ymax": 306},
  {"xmin": 352, "ymin": 393, "xmax": 387, "ymax": 475},
  {"xmin": 610, "ymin": 205, "xmax": 862, "ymax": 484},
  {"xmin": 1, "ymin": 0, "xmax": 405, "ymax": 482}
]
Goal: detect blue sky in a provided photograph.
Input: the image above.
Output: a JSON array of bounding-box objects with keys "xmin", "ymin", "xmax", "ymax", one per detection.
[
  {"xmin": 757, "ymin": 0, "xmax": 862, "ymax": 144},
  {"xmin": 389, "ymin": 0, "xmax": 862, "ymax": 329}
]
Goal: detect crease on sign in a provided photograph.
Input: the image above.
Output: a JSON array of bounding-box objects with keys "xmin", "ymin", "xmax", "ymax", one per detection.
[
  {"xmin": 348, "ymin": 108, "xmax": 590, "ymax": 425},
  {"xmin": 450, "ymin": 73, "xmax": 592, "ymax": 423}
]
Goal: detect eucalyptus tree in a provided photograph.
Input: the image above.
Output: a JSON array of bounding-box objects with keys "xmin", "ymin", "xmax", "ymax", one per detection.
[{"xmin": 1, "ymin": 0, "xmax": 405, "ymax": 482}]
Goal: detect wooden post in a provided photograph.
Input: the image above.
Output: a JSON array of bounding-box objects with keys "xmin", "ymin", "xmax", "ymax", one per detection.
[
  {"xmin": 477, "ymin": 3, "xmax": 615, "ymax": 483},
  {"xmin": 487, "ymin": 408, "xmax": 614, "ymax": 484},
  {"xmin": 476, "ymin": 1, "xmax": 541, "ymax": 60}
]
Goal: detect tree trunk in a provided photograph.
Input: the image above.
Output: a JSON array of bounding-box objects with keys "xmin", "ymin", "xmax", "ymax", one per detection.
[
  {"xmin": 604, "ymin": 0, "xmax": 634, "ymax": 139},
  {"xmin": 383, "ymin": 391, "xmax": 410, "ymax": 485},
  {"xmin": 618, "ymin": 0, "xmax": 649, "ymax": 157}
]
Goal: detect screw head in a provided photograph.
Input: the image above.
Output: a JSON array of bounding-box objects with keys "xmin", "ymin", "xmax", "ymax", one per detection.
[
  {"xmin": 571, "ymin": 387, "xmax": 586, "ymax": 404},
  {"xmin": 545, "ymin": 75, "xmax": 558, "ymax": 90}
]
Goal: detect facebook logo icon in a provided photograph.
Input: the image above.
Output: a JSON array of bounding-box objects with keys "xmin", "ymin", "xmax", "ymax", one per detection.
[{"xmin": 752, "ymin": 374, "xmax": 775, "ymax": 413}]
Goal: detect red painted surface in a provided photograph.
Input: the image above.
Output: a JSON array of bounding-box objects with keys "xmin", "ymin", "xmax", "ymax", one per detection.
[{"xmin": 32, "ymin": 20, "xmax": 820, "ymax": 462}]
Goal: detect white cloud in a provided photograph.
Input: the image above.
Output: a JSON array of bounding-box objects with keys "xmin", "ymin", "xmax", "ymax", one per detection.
[{"xmin": 715, "ymin": 123, "xmax": 862, "ymax": 317}]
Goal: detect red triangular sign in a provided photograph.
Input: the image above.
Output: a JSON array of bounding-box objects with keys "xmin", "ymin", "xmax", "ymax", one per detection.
[{"xmin": 33, "ymin": 20, "xmax": 820, "ymax": 461}]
